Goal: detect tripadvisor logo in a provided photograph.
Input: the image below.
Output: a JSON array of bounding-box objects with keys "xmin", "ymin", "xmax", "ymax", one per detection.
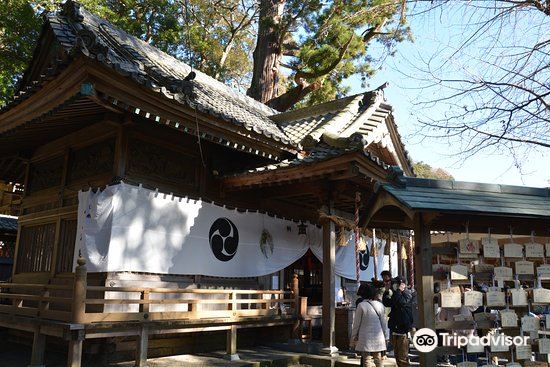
[
  {"xmin": 412, "ymin": 328, "xmax": 438, "ymax": 353},
  {"xmin": 412, "ymin": 328, "xmax": 530, "ymax": 353}
]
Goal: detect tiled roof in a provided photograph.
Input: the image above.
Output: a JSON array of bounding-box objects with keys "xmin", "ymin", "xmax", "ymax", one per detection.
[
  {"xmin": 272, "ymin": 90, "xmax": 414, "ymax": 172},
  {"xmin": 224, "ymin": 143, "xmax": 390, "ymax": 178},
  {"xmin": 378, "ymin": 177, "xmax": 550, "ymax": 218},
  {"xmin": 42, "ymin": 1, "xmax": 293, "ymax": 145}
]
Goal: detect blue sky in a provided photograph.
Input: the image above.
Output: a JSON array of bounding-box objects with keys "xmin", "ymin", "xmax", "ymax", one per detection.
[{"xmin": 344, "ymin": 2, "xmax": 549, "ymax": 188}]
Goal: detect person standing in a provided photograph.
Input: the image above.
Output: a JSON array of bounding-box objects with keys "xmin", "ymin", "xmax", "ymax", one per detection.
[
  {"xmin": 383, "ymin": 276, "xmax": 413, "ymax": 367},
  {"xmin": 350, "ymin": 285, "xmax": 388, "ymax": 367}
]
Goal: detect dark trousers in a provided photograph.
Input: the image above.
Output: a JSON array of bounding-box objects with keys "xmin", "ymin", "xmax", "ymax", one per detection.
[{"xmin": 392, "ymin": 334, "xmax": 410, "ymax": 367}]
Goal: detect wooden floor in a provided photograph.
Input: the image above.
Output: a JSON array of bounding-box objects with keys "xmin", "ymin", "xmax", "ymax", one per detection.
[{"xmin": 0, "ymin": 339, "xmax": 400, "ymax": 367}]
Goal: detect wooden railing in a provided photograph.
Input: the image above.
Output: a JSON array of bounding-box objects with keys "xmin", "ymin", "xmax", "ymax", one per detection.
[{"xmin": 0, "ymin": 257, "xmax": 297, "ymax": 325}]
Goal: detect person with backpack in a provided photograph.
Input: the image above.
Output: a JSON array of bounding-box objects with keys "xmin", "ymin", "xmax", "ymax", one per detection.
[
  {"xmin": 383, "ymin": 276, "xmax": 413, "ymax": 367},
  {"xmin": 350, "ymin": 284, "xmax": 388, "ymax": 367}
]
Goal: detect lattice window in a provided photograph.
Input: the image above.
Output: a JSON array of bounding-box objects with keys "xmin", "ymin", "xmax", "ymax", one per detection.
[
  {"xmin": 16, "ymin": 223, "xmax": 56, "ymax": 273},
  {"xmin": 56, "ymin": 219, "xmax": 77, "ymax": 273}
]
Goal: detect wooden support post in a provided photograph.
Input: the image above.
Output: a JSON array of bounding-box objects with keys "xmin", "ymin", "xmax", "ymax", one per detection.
[
  {"xmin": 29, "ymin": 328, "xmax": 46, "ymax": 367},
  {"xmin": 321, "ymin": 215, "xmax": 338, "ymax": 355},
  {"xmin": 135, "ymin": 326, "xmax": 149, "ymax": 367},
  {"xmin": 291, "ymin": 273, "xmax": 299, "ymax": 316},
  {"xmin": 67, "ymin": 330, "xmax": 84, "ymax": 367},
  {"xmin": 290, "ymin": 273, "xmax": 301, "ymax": 341},
  {"xmin": 414, "ymin": 213, "xmax": 436, "ymax": 366},
  {"xmin": 71, "ymin": 256, "xmax": 87, "ymax": 324},
  {"xmin": 225, "ymin": 325, "xmax": 239, "ymax": 361}
]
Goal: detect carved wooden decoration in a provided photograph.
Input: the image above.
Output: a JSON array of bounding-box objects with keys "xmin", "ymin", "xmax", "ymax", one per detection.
[
  {"xmin": 28, "ymin": 156, "xmax": 64, "ymax": 192},
  {"xmin": 127, "ymin": 138, "xmax": 198, "ymax": 189},
  {"xmin": 68, "ymin": 139, "xmax": 115, "ymax": 182}
]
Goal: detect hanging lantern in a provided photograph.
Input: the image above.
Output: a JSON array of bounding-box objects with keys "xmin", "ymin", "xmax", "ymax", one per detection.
[{"xmin": 298, "ymin": 221, "xmax": 307, "ymax": 236}]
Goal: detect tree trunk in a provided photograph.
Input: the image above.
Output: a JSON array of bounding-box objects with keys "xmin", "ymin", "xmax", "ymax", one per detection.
[{"xmin": 247, "ymin": 0, "xmax": 285, "ymax": 103}]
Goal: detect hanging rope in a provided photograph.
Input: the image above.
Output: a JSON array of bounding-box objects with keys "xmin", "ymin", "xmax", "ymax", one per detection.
[
  {"xmin": 408, "ymin": 232, "xmax": 414, "ymax": 288},
  {"xmin": 354, "ymin": 191, "xmax": 361, "ymax": 284},
  {"xmin": 372, "ymin": 228, "xmax": 378, "ymax": 281},
  {"xmin": 388, "ymin": 229, "xmax": 392, "ymax": 278}
]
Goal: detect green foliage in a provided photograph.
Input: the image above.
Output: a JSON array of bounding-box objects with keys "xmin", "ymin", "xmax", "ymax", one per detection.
[
  {"xmin": 0, "ymin": 0, "xmax": 409, "ymax": 108},
  {"xmin": 413, "ymin": 161, "xmax": 454, "ymax": 180},
  {"xmin": 282, "ymin": 0, "xmax": 411, "ymax": 108},
  {"xmin": 0, "ymin": 0, "xmax": 44, "ymax": 105}
]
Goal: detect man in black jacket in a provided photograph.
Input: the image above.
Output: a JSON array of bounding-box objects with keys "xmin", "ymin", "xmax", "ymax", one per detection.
[{"xmin": 383, "ymin": 276, "xmax": 413, "ymax": 367}]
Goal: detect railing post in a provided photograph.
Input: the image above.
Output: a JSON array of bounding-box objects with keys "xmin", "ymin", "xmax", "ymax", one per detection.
[
  {"xmin": 139, "ymin": 290, "xmax": 150, "ymax": 316},
  {"xmin": 38, "ymin": 287, "xmax": 50, "ymax": 317},
  {"xmin": 71, "ymin": 255, "xmax": 87, "ymax": 323},
  {"xmin": 68, "ymin": 255, "xmax": 86, "ymax": 367},
  {"xmin": 290, "ymin": 273, "xmax": 301, "ymax": 342},
  {"xmin": 291, "ymin": 273, "xmax": 299, "ymax": 316}
]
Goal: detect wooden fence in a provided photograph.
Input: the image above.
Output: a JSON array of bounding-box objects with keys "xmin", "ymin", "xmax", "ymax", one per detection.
[{"xmin": 0, "ymin": 257, "xmax": 297, "ymax": 325}]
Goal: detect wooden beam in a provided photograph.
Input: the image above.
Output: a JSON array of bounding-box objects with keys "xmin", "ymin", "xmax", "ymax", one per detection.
[
  {"xmin": 0, "ymin": 58, "xmax": 88, "ymax": 134},
  {"xmin": 321, "ymin": 206, "xmax": 338, "ymax": 354},
  {"xmin": 413, "ymin": 213, "xmax": 436, "ymax": 366}
]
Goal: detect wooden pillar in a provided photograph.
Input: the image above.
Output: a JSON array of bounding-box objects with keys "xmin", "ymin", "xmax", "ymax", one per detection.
[
  {"xmin": 67, "ymin": 330, "xmax": 84, "ymax": 367},
  {"xmin": 135, "ymin": 326, "xmax": 149, "ymax": 367},
  {"xmin": 225, "ymin": 325, "xmax": 239, "ymax": 361},
  {"xmin": 68, "ymin": 256, "xmax": 87, "ymax": 367},
  {"xmin": 321, "ymin": 217, "xmax": 338, "ymax": 354},
  {"xmin": 290, "ymin": 273, "xmax": 301, "ymax": 341},
  {"xmin": 29, "ymin": 328, "xmax": 46, "ymax": 367},
  {"xmin": 413, "ymin": 213, "xmax": 436, "ymax": 366},
  {"xmin": 72, "ymin": 256, "xmax": 87, "ymax": 324}
]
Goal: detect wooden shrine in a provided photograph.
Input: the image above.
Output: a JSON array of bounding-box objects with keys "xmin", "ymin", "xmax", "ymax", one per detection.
[{"xmin": 0, "ymin": 2, "xmax": 414, "ymax": 366}]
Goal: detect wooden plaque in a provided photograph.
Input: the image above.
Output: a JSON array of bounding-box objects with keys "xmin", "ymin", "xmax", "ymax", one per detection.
[
  {"xmin": 504, "ymin": 243, "xmax": 523, "ymax": 258},
  {"xmin": 515, "ymin": 345, "xmax": 532, "ymax": 360},
  {"xmin": 525, "ymin": 243, "xmax": 544, "ymax": 258},
  {"xmin": 486, "ymin": 290, "xmax": 506, "ymax": 307},
  {"xmin": 490, "ymin": 334, "xmax": 509, "ymax": 352},
  {"xmin": 515, "ymin": 260, "xmax": 534, "ymax": 275},
  {"xmin": 494, "ymin": 266, "xmax": 513, "ymax": 281},
  {"xmin": 510, "ymin": 288, "xmax": 528, "ymax": 306},
  {"xmin": 537, "ymin": 264, "xmax": 550, "ymax": 280},
  {"xmin": 533, "ymin": 288, "xmax": 550, "ymax": 304},
  {"xmin": 500, "ymin": 310, "xmax": 518, "ymax": 327},
  {"xmin": 467, "ymin": 341, "xmax": 485, "ymax": 353},
  {"xmin": 475, "ymin": 263, "xmax": 494, "ymax": 273},
  {"xmin": 521, "ymin": 315, "xmax": 540, "ymax": 332},
  {"xmin": 482, "ymin": 237, "xmax": 500, "ymax": 258},
  {"xmin": 451, "ymin": 264, "xmax": 469, "ymax": 280},
  {"xmin": 464, "ymin": 290, "xmax": 483, "ymax": 307},
  {"xmin": 460, "ymin": 238, "xmax": 480, "ymax": 254},
  {"xmin": 441, "ymin": 288, "xmax": 462, "ymax": 308},
  {"xmin": 538, "ymin": 338, "xmax": 550, "ymax": 354}
]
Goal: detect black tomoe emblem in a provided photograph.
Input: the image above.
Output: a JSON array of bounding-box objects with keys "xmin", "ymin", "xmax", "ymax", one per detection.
[
  {"xmin": 209, "ymin": 218, "xmax": 239, "ymax": 261},
  {"xmin": 358, "ymin": 250, "xmax": 369, "ymax": 271}
]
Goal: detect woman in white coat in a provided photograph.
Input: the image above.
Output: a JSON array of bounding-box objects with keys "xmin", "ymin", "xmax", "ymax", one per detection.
[{"xmin": 350, "ymin": 284, "xmax": 388, "ymax": 367}]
